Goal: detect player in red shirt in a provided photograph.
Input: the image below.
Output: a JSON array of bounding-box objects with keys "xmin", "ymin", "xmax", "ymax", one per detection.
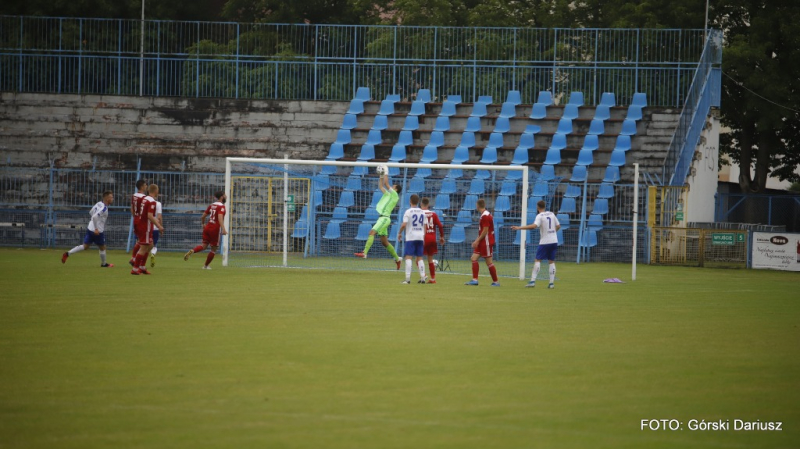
[
  {"xmin": 420, "ymin": 197, "xmax": 445, "ymax": 284},
  {"xmin": 131, "ymin": 184, "xmax": 164, "ymax": 275},
  {"xmin": 129, "ymin": 179, "xmax": 148, "ymax": 266},
  {"xmin": 465, "ymin": 198, "xmax": 500, "ymax": 286},
  {"xmin": 184, "ymin": 190, "xmax": 228, "ymax": 270}
]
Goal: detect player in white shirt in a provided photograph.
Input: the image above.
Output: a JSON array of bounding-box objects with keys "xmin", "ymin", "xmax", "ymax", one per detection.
[
  {"xmin": 512, "ymin": 199, "xmax": 561, "ymax": 288},
  {"xmin": 62, "ymin": 190, "xmax": 115, "ymax": 267},
  {"xmin": 149, "ymin": 200, "xmax": 163, "ymax": 267},
  {"xmin": 397, "ymin": 194, "xmax": 427, "ymax": 284}
]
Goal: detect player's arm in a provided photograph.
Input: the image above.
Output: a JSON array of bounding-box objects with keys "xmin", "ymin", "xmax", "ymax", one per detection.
[
  {"xmin": 200, "ymin": 210, "xmax": 209, "ymax": 227},
  {"xmin": 511, "ymin": 223, "xmax": 539, "ymax": 231},
  {"xmin": 472, "ymin": 227, "xmax": 488, "ymax": 248},
  {"xmin": 130, "ymin": 198, "xmax": 135, "ymax": 216},
  {"xmin": 148, "ymin": 210, "xmax": 164, "ymax": 232},
  {"xmin": 397, "ymin": 213, "xmax": 408, "ymax": 240},
  {"xmin": 434, "ymin": 214, "xmax": 445, "ymax": 245},
  {"xmin": 219, "ymin": 211, "xmax": 228, "ymax": 235},
  {"xmin": 378, "ymin": 173, "xmax": 388, "ymax": 193}
]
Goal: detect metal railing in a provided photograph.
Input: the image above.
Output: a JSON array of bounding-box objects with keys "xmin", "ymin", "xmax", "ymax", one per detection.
[{"xmin": 1, "ymin": 16, "xmax": 708, "ymax": 105}]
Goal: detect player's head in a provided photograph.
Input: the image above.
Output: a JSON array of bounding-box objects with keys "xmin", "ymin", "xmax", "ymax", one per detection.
[
  {"xmin": 537, "ymin": 200, "xmax": 546, "ymax": 212},
  {"xmin": 102, "ymin": 190, "xmax": 114, "ymax": 205},
  {"xmin": 476, "ymin": 198, "xmax": 486, "ymax": 212},
  {"xmin": 409, "ymin": 194, "xmax": 419, "ymax": 206},
  {"xmin": 214, "ymin": 190, "xmax": 226, "ymax": 203},
  {"xmin": 148, "ymin": 184, "xmax": 159, "ymax": 198},
  {"xmin": 420, "ymin": 197, "xmax": 430, "ymax": 210},
  {"xmin": 393, "ymin": 184, "xmax": 402, "ymax": 194},
  {"xmin": 136, "ymin": 179, "xmax": 147, "ymax": 192}
]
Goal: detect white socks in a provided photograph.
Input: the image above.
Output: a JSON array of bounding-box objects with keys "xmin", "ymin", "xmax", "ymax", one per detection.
[
  {"xmin": 405, "ymin": 258, "xmax": 412, "ymax": 281},
  {"xmin": 99, "ymin": 250, "xmax": 106, "ymax": 264},
  {"xmin": 151, "ymin": 247, "xmax": 158, "ymax": 256},
  {"xmin": 417, "ymin": 259, "xmax": 426, "ymax": 280},
  {"xmin": 531, "ymin": 261, "xmax": 541, "ymax": 281},
  {"xmin": 549, "ymin": 263, "xmax": 556, "ymax": 284},
  {"xmin": 68, "ymin": 245, "xmax": 84, "ymax": 255}
]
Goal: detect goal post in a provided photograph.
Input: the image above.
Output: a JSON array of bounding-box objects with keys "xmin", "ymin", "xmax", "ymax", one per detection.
[{"xmin": 223, "ymin": 158, "xmax": 530, "ymax": 279}]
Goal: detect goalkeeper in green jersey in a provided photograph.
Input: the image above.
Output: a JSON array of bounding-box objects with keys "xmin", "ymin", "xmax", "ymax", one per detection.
[{"xmin": 354, "ymin": 171, "xmax": 403, "ymax": 269}]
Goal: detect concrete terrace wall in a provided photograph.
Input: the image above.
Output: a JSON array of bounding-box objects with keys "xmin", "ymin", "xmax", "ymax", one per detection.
[{"xmin": 0, "ymin": 93, "xmax": 346, "ymax": 172}]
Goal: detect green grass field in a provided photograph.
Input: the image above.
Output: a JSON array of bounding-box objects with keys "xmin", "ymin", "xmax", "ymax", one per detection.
[{"xmin": 1, "ymin": 248, "xmax": 798, "ymax": 448}]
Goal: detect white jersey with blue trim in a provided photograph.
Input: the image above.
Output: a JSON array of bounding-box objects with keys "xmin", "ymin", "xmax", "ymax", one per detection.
[
  {"xmin": 534, "ymin": 211, "xmax": 560, "ymax": 245},
  {"xmin": 402, "ymin": 206, "xmax": 426, "ymax": 241},
  {"xmin": 87, "ymin": 201, "xmax": 109, "ymax": 233}
]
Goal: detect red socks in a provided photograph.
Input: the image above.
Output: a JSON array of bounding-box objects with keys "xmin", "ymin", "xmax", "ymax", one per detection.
[
  {"xmin": 488, "ymin": 263, "xmax": 498, "ymax": 282},
  {"xmin": 429, "ymin": 262, "xmax": 436, "ymax": 280},
  {"xmin": 193, "ymin": 245, "xmax": 205, "ymax": 253},
  {"xmin": 131, "ymin": 243, "xmax": 140, "ymax": 259},
  {"xmin": 472, "ymin": 261, "xmax": 479, "ymax": 279},
  {"xmin": 205, "ymin": 251, "xmax": 215, "ymax": 266}
]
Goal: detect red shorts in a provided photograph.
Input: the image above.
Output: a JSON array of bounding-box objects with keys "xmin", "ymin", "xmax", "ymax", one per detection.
[
  {"xmin": 473, "ymin": 240, "xmax": 493, "ymax": 258},
  {"xmin": 423, "ymin": 241, "xmax": 438, "ymax": 256},
  {"xmin": 137, "ymin": 221, "xmax": 153, "ymax": 245},
  {"xmin": 203, "ymin": 226, "xmax": 221, "ymax": 247}
]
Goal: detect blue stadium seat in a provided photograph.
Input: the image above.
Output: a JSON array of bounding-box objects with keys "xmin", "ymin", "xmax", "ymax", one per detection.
[
  {"xmin": 478, "ymin": 95, "xmax": 493, "ymax": 104},
  {"xmin": 530, "ymin": 103, "xmax": 548, "ymax": 120},
  {"xmin": 537, "ymin": 91, "xmax": 554, "ymax": 106},
  {"xmin": 338, "ymin": 190, "xmax": 355, "ymax": 207},
  {"xmin": 556, "ymin": 213, "xmax": 570, "ymax": 230},
  {"xmin": 409, "ymin": 100, "xmax": 426, "ymax": 116},
  {"xmin": 599, "ymin": 92, "xmax": 616, "ymax": 107},
  {"xmin": 388, "ymin": 166, "xmax": 400, "ymax": 177},
  {"xmin": 377, "ymin": 99, "xmax": 395, "ymax": 115},
  {"xmin": 593, "ymin": 104, "xmax": 611, "ymax": 121},
  {"xmin": 462, "ymin": 195, "xmax": 478, "ymax": 210},
  {"xmin": 506, "ymin": 90, "xmax": 522, "ymax": 105},
  {"xmin": 499, "ymin": 102, "xmax": 517, "ymax": 118},
  {"xmin": 562, "ymin": 104, "xmax": 580, "ymax": 121},
  {"xmin": 559, "ymin": 197, "xmax": 576, "ymax": 214},
  {"xmin": 464, "ymin": 116, "xmax": 482, "ymax": 133},
  {"xmin": 568, "ymin": 91, "xmax": 584, "ymax": 106},
  {"xmin": 355, "ymin": 222, "xmax": 372, "ymax": 240},
  {"xmin": 398, "ymin": 131, "xmax": 413, "ymax": 147},
  {"xmin": 588, "ymin": 118, "xmax": 605, "ymax": 135},
  {"xmin": 470, "ymin": 102, "xmax": 488, "ymax": 118},
  {"xmin": 473, "ymin": 169, "xmax": 491, "ymax": 180},
  {"xmin": 439, "ymin": 179, "xmax": 457, "ymax": 194},
  {"xmin": 620, "ymin": 119, "xmax": 637, "ymax": 136},
  {"xmin": 416, "ymin": 89, "xmax": 432, "ymax": 103},
  {"xmin": 544, "ymin": 148, "xmax": 561, "ymax": 165},
  {"xmin": 419, "ymin": 145, "xmax": 439, "ymax": 163},
  {"xmin": 468, "ymin": 178, "xmax": 485, "ymax": 195},
  {"xmin": 557, "ymin": 228, "xmax": 564, "ymax": 246},
  {"xmin": 389, "ymin": 144, "xmax": 406, "ymax": 162},
  {"xmin": 429, "ymin": 131, "xmax": 445, "ymax": 147},
  {"xmin": 445, "ymin": 166, "xmax": 463, "ymax": 179},
  {"xmin": 593, "ymin": 198, "xmax": 609, "ymax": 215},
  {"xmin": 440, "ymin": 100, "xmax": 457, "ymax": 117},
  {"xmin": 331, "ymin": 206, "xmax": 348, "ymax": 223},
  {"xmin": 609, "ymin": 149, "xmax": 626, "ymax": 166},
  {"xmin": 525, "ymin": 124, "xmax": 542, "ymax": 134},
  {"xmin": 449, "ymin": 225, "xmax": 466, "ymax": 244},
  {"xmin": 626, "ymin": 105, "xmax": 643, "ymax": 121},
  {"xmin": 513, "ymin": 229, "xmax": 528, "ymax": 245},
  {"xmin": 407, "ymin": 177, "xmax": 425, "ymax": 194},
  {"xmin": 299, "ymin": 205, "xmax": 309, "ymax": 221},
  {"xmin": 435, "ymin": 193, "xmax": 451, "ymax": 210},
  {"xmin": 402, "ymin": 115, "xmax": 419, "ymax": 131},
  {"xmin": 556, "ymin": 117, "xmax": 573, "ymax": 134},
  {"xmin": 324, "ymin": 221, "xmax": 341, "ymax": 239},
  {"xmin": 334, "ymin": 129, "xmax": 351, "ymax": 145},
  {"xmin": 614, "ymin": 135, "xmax": 631, "ymax": 152},
  {"xmin": 456, "ymin": 210, "xmax": 473, "ymax": 224},
  {"xmin": 365, "ymin": 207, "xmax": 379, "ymax": 221},
  {"xmin": 461, "ymin": 131, "xmax": 477, "ymax": 148},
  {"xmin": 533, "ymin": 181, "xmax": 549, "ymax": 197},
  {"xmin": 570, "ymin": 165, "xmax": 587, "ymax": 182},
  {"xmin": 447, "ymin": 95, "xmax": 462, "ymax": 103},
  {"xmin": 292, "ymin": 219, "xmax": 308, "ymax": 238},
  {"xmin": 564, "ymin": 184, "xmax": 581, "ymax": 198},
  {"xmin": 597, "ymin": 183, "xmax": 615, "ymax": 199},
  {"xmin": 365, "ymin": 129, "xmax": 382, "ymax": 146},
  {"xmin": 587, "ymin": 214, "xmax": 603, "ymax": 230},
  {"xmin": 499, "ymin": 180, "xmax": 517, "ymax": 196},
  {"xmin": 494, "ymin": 210, "xmax": 505, "ymax": 229},
  {"xmin": 495, "ymin": 195, "xmax": 511, "ymax": 212},
  {"xmin": 580, "ymin": 229, "xmax": 598, "ymax": 247},
  {"xmin": 518, "ymin": 133, "xmax": 535, "ymax": 150},
  {"xmin": 602, "ymin": 166, "xmax": 620, "ymax": 183},
  {"xmin": 527, "ymin": 195, "xmax": 542, "ymax": 210},
  {"xmin": 493, "ymin": 116, "xmax": 510, "ymax": 134},
  {"xmin": 346, "ymin": 99, "xmax": 364, "ymax": 115},
  {"xmin": 320, "ymin": 163, "xmax": 337, "ymax": 175},
  {"xmin": 386, "ymin": 94, "xmax": 400, "ymax": 101},
  {"xmin": 327, "ymin": 143, "xmax": 344, "ymax": 160},
  {"xmin": 452, "ymin": 145, "xmax": 470, "ymax": 164},
  {"xmin": 539, "ymin": 164, "xmax": 556, "ymax": 181},
  {"xmin": 631, "ymin": 92, "xmax": 647, "ymax": 109},
  {"xmin": 576, "ymin": 149, "xmax": 594, "ymax": 166},
  {"xmin": 415, "ymin": 168, "xmax": 432, "ymax": 178},
  {"xmin": 372, "ymin": 114, "xmax": 388, "ymax": 131},
  {"xmin": 344, "ymin": 175, "xmax": 361, "ymax": 191},
  {"xmin": 369, "ymin": 190, "xmax": 382, "ymax": 208},
  {"xmin": 355, "ymin": 87, "xmax": 370, "ymax": 101},
  {"xmin": 341, "ymin": 113, "xmax": 358, "ymax": 130},
  {"xmin": 481, "ymin": 133, "xmax": 503, "ymax": 163},
  {"xmin": 582, "ymin": 134, "xmax": 599, "ymax": 151},
  {"xmin": 357, "ymin": 144, "xmax": 375, "ymax": 161},
  {"xmin": 511, "ymin": 146, "xmax": 529, "ymax": 165},
  {"xmin": 352, "ymin": 165, "xmax": 368, "ymax": 176},
  {"xmin": 550, "ymin": 133, "xmax": 567, "ymax": 150},
  {"xmin": 433, "ymin": 116, "xmax": 450, "ymax": 132}
]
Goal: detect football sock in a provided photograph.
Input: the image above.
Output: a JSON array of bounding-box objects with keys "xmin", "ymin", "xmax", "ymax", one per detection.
[
  {"xmin": 136, "ymin": 253, "xmax": 146, "ymax": 270},
  {"xmin": 131, "ymin": 243, "xmax": 140, "ymax": 257},
  {"xmin": 68, "ymin": 245, "xmax": 84, "ymax": 255},
  {"xmin": 405, "ymin": 259, "xmax": 412, "ymax": 281},
  {"xmin": 428, "ymin": 262, "xmax": 436, "ymax": 280},
  {"xmin": 386, "ymin": 244, "xmax": 399, "ymax": 261},
  {"xmin": 549, "ymin": 264, "xmax": 556, "ymax": 284},
  {"xmin": 488, "ymin": 263, "xmax": 498, "ymax": 282},
  {"xmin": 532, "ymin": 261, "xmax": 541, "ymax": 281},
  {"xmin": 417, "ymin": 260, "xmax": 425, "ymax": 280},
  {"xmin": 363, "ymin": 235, "xmax": 375, "ymax": 255},
  {"xmin": 99, "ymin": 250, "xmax": 106, "ymax": 265},
  {"xmin": 151, "ymin": 247, "xmax": 158, "ymax": 256},
  {"xmin": 193, "ymin": 245, "xmax": 205, "ymax": 253},
  {"xmin": 205, "ymin": 251, "xmax": 215, "ymax": 266},
  {"xmin": 471, "ymin": 261, "xmax": 479, "ymax": 279}
]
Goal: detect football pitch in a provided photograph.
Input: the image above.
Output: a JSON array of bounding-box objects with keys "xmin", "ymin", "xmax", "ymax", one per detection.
[{"xmin": 1, "ymin": 248, "xmax": 798, "ymax": 448}]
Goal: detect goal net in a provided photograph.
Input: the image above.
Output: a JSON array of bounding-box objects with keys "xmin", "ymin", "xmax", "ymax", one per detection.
[{"xmin": 223, "ymin": 158, "xmax": 531, "ymax": 279}]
